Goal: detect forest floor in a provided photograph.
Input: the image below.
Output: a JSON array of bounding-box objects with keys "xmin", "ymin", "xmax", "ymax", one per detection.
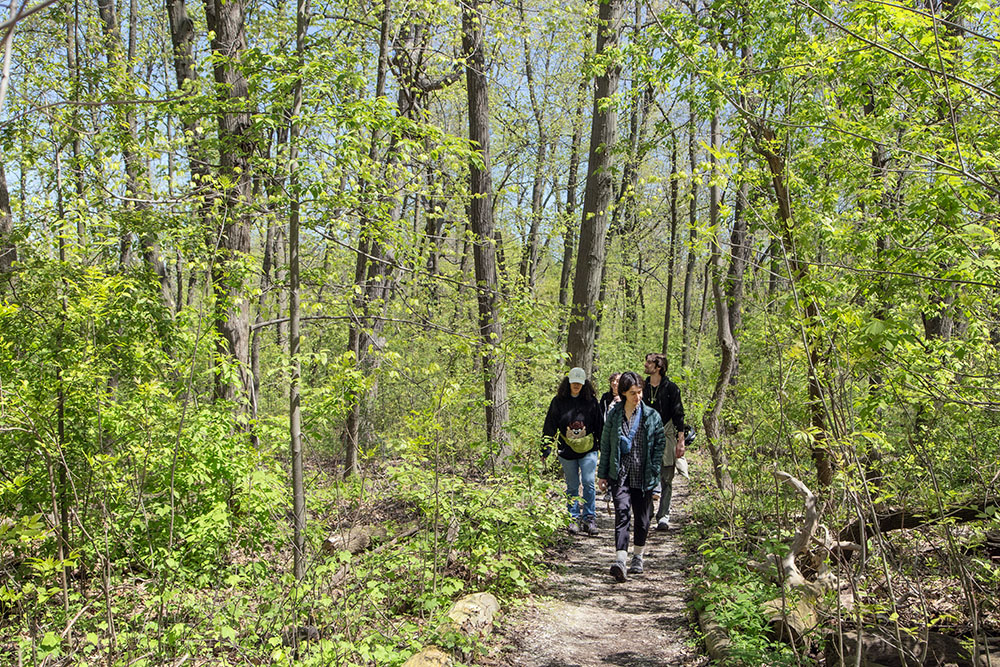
[{"xmin": 496, "ymin": 474, "xmax": 708, "ymax": 667}]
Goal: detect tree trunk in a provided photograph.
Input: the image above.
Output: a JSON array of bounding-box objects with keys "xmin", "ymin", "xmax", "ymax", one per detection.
[
  {"xmin": 749, "ymin": 122, "xmax": 833, "ymax": 487},
  {"xmin": 0, "ymin": 163, "xmax": 15, "ymax": 281},
  {"xmin": 726, "ymin": 176, "xmax": 749, "ymax": 379},
  {"xmin": 681, "ymin": 105, "xmax": 698, "ymax": 369},
  {"xmin": 288, "ymin": 0, "xmax": 309, "ymax": 587},
  {"xmin": 518, "ymin": 18, "xmax": 546, "ymax": 291},
  {"xmin": 614, "ymin": 77, "xmax": 654, "ymax": 327},
  {"xmin": 662, "ymin": 132, "xmax": 679, "ymax": 360},
  {"xmin": 566, "ymin": 0, "xmax": 623, "ymax": 373},
  {"xmin": 462, "ymin": 0, "xmax": 511, "ymax": 466},
  {"xmin": 701, "ymin": 112, "xmax": 735, "ymax": 493},
  {"xmin": 345, "ymin": 0, "xmax": 394, "ymax": 477},
  {"xmin": 205, "ymin": 0, "xmax": 254, "ymax": 404},
  {"xmin": 558, "ymin": 77, "xmax": 587, "ymax": 344},
  {"xmin": 98, "ymin": 0, "xmax": 173, "ymax": 311}
]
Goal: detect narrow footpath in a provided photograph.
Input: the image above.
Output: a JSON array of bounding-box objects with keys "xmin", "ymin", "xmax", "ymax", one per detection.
[{"xmin": 499, "ymin": 477, "xmax": 708, "ymax": 667}]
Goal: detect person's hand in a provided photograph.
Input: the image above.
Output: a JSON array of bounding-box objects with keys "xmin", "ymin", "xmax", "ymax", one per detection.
[
  {"xmin": 675, "ymin": 434, "xmax": 686, "ymax": 459},
  {"xmin": 598, "ymin": 478, "xmax": 608, "ymax": 493}
]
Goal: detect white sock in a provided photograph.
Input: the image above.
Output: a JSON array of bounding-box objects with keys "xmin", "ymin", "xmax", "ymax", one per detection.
[
  {"xmin": 635, "ymin": 545, "xmax": 646, "ymax": 558},
  {"xmin": 616, "ymin": 549, "xmax": 628, "ymax": 563}
]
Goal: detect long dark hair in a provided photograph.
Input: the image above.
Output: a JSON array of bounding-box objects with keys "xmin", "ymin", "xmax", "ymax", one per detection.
[
  {"xmin": 617, "ymin": 371, "xmax": 642, "ymax": 399},
  {"xmin": 556, "ymin": 377, "xmax": 597, "ymax": 401}
]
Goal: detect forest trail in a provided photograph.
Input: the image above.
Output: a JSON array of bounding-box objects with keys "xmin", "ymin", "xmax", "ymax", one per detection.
[{"xmin": 499, "ymin": 475, "xmax": 708, "ymax": 667}]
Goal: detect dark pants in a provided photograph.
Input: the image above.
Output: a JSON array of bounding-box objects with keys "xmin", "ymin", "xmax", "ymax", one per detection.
[
  {"xmin": 655, "ymin": 464, "xmax": 676, "ymax": 521},
  {"xmin": 612, "ymin": 483, "xmax": 652, "ymax": 552}
]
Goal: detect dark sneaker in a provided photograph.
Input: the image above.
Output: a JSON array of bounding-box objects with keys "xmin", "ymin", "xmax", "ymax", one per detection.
[
  {"xmin": 656, "ymin": 517, "xmax": 671, "ymax": 531},
  {"xmin": 610, "ymin": 559, "xmax": 627, "ymax": 583},
  {"xmin": 568, "ymin": 521, "xmax": 580, "ymax": 536},
  {"xmin": 627, "ymin": 555, "xmax": 644, "ymax": 575},
  {"xmin": 583, "ymin": 519, "xmax": 599, "ymax": 536}
]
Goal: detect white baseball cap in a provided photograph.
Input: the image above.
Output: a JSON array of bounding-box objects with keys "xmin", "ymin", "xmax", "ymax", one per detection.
[{"xmin": 568, "ymin": 367, "xmax": 587, "ymax": 384}]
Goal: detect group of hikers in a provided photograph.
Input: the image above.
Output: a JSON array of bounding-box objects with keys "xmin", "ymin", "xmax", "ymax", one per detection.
[{"xmin": 541, "ymin": 353, "xmax": 687, "ymax": 583}]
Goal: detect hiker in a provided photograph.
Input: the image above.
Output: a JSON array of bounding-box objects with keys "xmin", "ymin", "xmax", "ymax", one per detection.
[
  {"xmin": 598, "ymin": 372, "xmax": 621, "ymax": 420},
  {"xmin": 542, "ymin": 367, "xmax": 604, "ymax": 536},
  {"xmin": 643, "ymin": 353, "xmax": 686, "ymax": 531},
  {"xmin": 598, "ymin": 371, "xmax": 665, "ymax": 581}
]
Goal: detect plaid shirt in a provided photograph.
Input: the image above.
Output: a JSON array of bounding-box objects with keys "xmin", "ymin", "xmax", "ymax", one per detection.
[{"xmin": 618, "ymin": 409, "xmax": 647, "ymax": 489}]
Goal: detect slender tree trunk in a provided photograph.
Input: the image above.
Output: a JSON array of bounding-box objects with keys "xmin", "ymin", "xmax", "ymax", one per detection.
[
  {"xmin": 749, "ymin": 121, "xmax": 832, "ymax": 487},
  {"xmin": 923, "ymin": 0, "xmax": 963, "ymax": 342},
  {"xmin": 518, "ymin": 15, "xmax": 546, "ymax": 290},
  {"xmin": 566, "ymin": 0, "xmax": 623, "ymax": 373},
  {"xmin": 662, "ymin": 132, "xmax": 678, "ymax": 360},
  {"xmin": 558, "ymin": 77, "xmax": 587, "ymax": 344},
  {"xmin": 288, "ymin": 0, "xmax": 309, "ymax": 587},
  {"xmin": 614, "ymin": 75, "xmax": 654, "ymax": 327},
  {"xmin": 0, "ymin": 163, "xmax": 15, "ymax": 281},
  {"xmin": 67, "ymin": 1, "xmax": 86, "ymax": 244},
  {"xmin": 97, "ymin": 0, "xmax": 173, "ymax": 310},
  {"xmin": 702, "ymin": 112, "xmax": 735, "ymax": 492},
  {"xmin": 681, "ymin": 106, "xmax": 698, "ymax": 369},
  {"xmin": 462, "ymin": 0, "xmax": 511, "ymax": 466},
  {"xmin": 345, "ymin": 0, "xmax": 394, "ymax": 477},
  {"xmin": 726, "ymin": 178, "xmax": 749, "ymax": 384},
  {"xmin": 250, "ymin": 220, "xmax": 277, "ymax": 430}
]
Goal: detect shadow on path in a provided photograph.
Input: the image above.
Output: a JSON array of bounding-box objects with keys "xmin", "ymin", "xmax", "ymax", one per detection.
[{"xmin": 498, "ymin": 476, "xmax": 707, "ymax": 667}]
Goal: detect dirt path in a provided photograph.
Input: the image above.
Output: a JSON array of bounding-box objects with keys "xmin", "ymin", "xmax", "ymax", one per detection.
[{"xmin": 499, "ymin": 477, "xmax": 708, "ymax": 667}]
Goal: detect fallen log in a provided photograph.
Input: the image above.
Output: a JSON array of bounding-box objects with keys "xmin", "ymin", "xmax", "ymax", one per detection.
[
  {"xmin": 762, "ymin": 596, "xmax": 817, "ymax": 647},
  {"xmin": 824, "ymin": 629, "xmax": 1000, "ymax": 667},
  {"xmin": 696, "ymin": 609, "xmax": 732, "ymax": 663},
  {"xmin": 326, "ymin": 525, "xmax": 420, "ymax": 591},
  {"xmin": 839, "ymin": 499, "xmax": 999, "ymax": 546}
]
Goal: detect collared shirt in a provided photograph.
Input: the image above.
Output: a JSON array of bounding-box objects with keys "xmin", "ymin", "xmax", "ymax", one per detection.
[{"xmin": 618, "ymin": 408, "xmax": 647, "ymax": 489}]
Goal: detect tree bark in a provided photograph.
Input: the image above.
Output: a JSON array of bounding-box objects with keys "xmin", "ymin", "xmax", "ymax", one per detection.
[
  {"xmin": 205, "ymin": 0, "xmax": 255, "ymax": 404},
  {"xmin": 288, "ymin": 0, "xmax": 309, "ymax": 587},
  {"xmin": 558, "ymin": 76, "xmax": 588, "ymax": 344},
  {"xmin": 0, "ymin": 163, "xmax": 15, "ymax": 280},
  {"xmin": 702, "ymin": 112, "xmax": 735, "ymax": 493},
  {"xmin": 749, "ymin": 122, "xmax": 833, "ymax": 487},
  {"xmin": 662, "ymin": 132, "xmax": 679, "ymax": 359},
  {"xmin": 566, "ymin": 0, "xmax": 623, "ymax": 373},
  {"xmin": 345, "ymin": 0, "xmax": 394, "ymax": 477},
  {"xmin": 518, "ymin": 14, "xmax": 546, "ymax": 291},
  {"xmin": 681, "ymin": 103, "xmax": 698, "ymax": 369},
  {"xmin": 462, "ymin": 0, "xmax": 511, "ymax": 466},
  {"xmin": 98, "ymin": 0, "xmax": 173, "ymax": 311},
  {"xmin": 840, "ymin": 498, "xmax": 999, "ymax": 546}
]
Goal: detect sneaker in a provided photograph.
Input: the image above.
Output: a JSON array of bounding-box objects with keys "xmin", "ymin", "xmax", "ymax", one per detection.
[
  {"xmin": 582, "ymin": 519, "xmax": 599, "ymax": 536},
  {"xmin": 568, "ymin": 521, "xmax": 580, "ymax": 536},
  {"xmin": 656, "ymin": 517, "xmax": 671, "ymax": 531},
  {"xmin": 627, "ymin": 554, "xmax": 644, "ymax": 575},
  {"xmin": 610, "ymin": 559, "xmax": 627, "ymax": 583}
]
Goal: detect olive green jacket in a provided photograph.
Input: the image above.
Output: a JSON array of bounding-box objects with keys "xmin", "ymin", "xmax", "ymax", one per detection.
[{"xmin": 598, "ymin": 402, "xmax": 665, "ymax": 491}]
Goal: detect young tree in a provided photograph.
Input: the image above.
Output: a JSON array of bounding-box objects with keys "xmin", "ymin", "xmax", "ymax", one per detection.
[{"xmin": 462, "ymin": 0, "xmax": 510, "ymax": 464}]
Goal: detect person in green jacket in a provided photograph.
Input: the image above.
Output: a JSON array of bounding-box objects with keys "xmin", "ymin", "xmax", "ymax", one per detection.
[{"xmin": 597, "ymin": 371, "xmax": 666, "ymax": 582}]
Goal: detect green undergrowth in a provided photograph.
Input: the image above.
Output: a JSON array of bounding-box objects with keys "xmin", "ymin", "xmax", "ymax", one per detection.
[
  {"xmin": 0, "ymin": 454, "xmax": 564, "ymax": 666},
  {"xmin": 684, "ymin": 490, "xmax": 810, "ymax": 666}
]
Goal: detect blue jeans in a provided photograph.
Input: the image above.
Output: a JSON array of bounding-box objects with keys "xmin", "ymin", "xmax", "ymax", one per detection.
[{"xmin": 558, "ymin": 451, "xmax": 598, "ymax": 520}]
